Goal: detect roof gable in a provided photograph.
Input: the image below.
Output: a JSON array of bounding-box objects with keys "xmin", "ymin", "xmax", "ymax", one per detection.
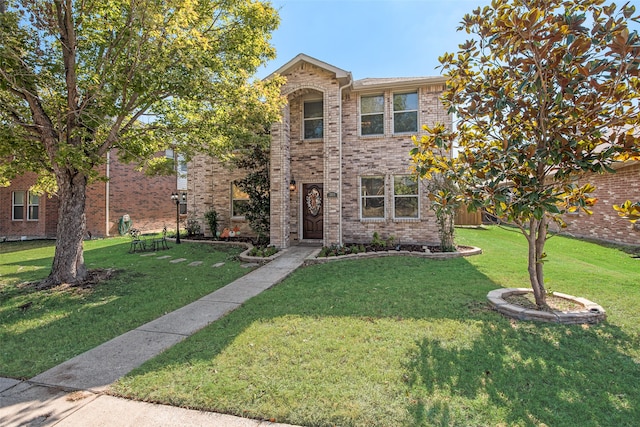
[{"xmin": 266, "ymin": 53, "xmax": 352, "ymax": 84}]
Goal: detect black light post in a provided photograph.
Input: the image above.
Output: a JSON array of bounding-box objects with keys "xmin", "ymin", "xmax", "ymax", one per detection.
[{"xmin": 171, "ymin": 192, "xmax": 185, "ymax": 244}]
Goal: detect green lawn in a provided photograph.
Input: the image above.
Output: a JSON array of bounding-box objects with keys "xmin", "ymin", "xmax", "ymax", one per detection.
[
  {"xmin": 0, "ymin": 237, "xmax": 248, "ymax": 378},
  {"xmin": 111, "ymin": 227, "xmax": 640, "ymax": 427}
]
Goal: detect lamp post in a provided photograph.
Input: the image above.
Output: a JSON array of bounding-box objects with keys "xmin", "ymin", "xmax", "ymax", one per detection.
[{"xmin": 171, "ymin": 192, "xmax": 185, "ymax": 244}]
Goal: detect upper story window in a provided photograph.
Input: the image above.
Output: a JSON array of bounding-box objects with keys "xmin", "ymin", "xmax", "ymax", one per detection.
[
  {"xmin": 393, "ymin": 92, "xmax": 418, "ymax": 133},
  {"xmin": 28, "ymin": 193, "xmax": 40, "ymax": 220},
  {"xmin": 12, "ymin": 191, "xmax": 25, "ymax": 220},
  {"xmin": 303, "ymin": 100, "xmax": 323, "ymax": 139},
  {"xmin": 393, "ymin": 175, "xmax": 419, "ymax": 219},
  {"xmin": 231, "ymin": 183, "xmax": 249, "ymax": 218},
  {"xmin": 360, "ymin": 176, "xmax": 385, "ymax": 219},
  {"xmin": 360, "ymin": 94, "xmax": 384, "ymax": 136}
]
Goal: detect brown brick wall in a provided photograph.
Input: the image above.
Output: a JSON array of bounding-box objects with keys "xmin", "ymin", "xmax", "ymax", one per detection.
[
  {"xmin": 557, "ymin": 162, "xmax": 640, "ymax": 246},
  {"xmin": 0, "ymin": 150, "xmax": 177, "ymax": 240},
  {"xmin": 104, "ymin": 152, "xmax": 176, "ymax": 236},
  {"xmin": 0, "ymin": 172, "xmax": 51, "ymax": 239}
]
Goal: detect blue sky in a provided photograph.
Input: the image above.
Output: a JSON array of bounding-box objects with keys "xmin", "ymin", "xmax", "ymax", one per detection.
[
  {"xmin": 256, "ymin": 0, "xmax": 640, "ymax": 80},
  {"xmin": 256, "ymin": 0, "xmax": 493, "ymax": 79}
]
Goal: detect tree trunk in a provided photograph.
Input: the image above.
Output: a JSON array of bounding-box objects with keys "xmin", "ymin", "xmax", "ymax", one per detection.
[
  {"xmin": 526, "ymin": 217, "xmax": 548, "ymax": 308},
  {"xmin": 39, "ymin": 170, "xmax": 88, "ymax": 288}
]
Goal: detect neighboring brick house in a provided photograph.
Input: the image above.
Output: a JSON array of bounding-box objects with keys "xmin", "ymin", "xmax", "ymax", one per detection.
[
  {"xmin": 558, "ymin": 161, "xmax": 640, "ymax": 246},
  {"xmin": 189, "ymin": 54, "xmax": 450, "ymax": 247},
  {"xmin": 0, "ymin": 150, "xmax": 183, "ymax": 240}
]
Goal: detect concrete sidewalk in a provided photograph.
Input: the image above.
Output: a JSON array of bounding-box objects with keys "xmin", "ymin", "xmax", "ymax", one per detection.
[{"xmin": 0, "ymin": 245, "xmax": 318, "ymax": 427}]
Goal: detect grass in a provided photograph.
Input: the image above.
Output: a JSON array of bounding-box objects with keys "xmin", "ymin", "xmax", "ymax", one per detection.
[
  {"xmin": 0, "ymin": 236, "xmax": 248, "ymax": 379},
  {"xmin": 111, "ymin": 226, "xmax": 640, "ymax": 427}
]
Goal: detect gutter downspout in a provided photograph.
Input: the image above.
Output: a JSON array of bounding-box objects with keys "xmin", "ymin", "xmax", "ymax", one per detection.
[
  {"xmin": 105, "ymin": 150, "xmax": 110, "ymax": 236},
  {"xmin": 338, "ymin": 75, "xmax": 353, "ymax": 246}
]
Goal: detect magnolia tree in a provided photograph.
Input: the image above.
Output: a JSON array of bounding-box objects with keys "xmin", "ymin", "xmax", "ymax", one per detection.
[
  {"xmin": 0, "ymin": 0, "xmax": 284, "ymax": 288},
  {"xmin": 412, "ymin": 0, "xmax": 640, "ymax": 308}
]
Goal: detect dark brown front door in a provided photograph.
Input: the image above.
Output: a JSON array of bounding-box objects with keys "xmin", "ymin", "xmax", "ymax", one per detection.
[{"xmin": 302, "ymin": 183, "xmax": 323, "ymax": 240}]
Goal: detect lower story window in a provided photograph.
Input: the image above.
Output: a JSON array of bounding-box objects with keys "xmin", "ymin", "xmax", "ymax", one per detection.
[
  {"xmin": 12, "ymin": 191, "xmax": 25, "ymax": 220},
  {"xmin": 28, "ymin": 192, "xmax": 40, "ymax": 220},
  {"xmin": 231, "ymin": 183, "xmax": 250, "ymax": 217},
  {"xmin": 393, "ymin": 175, "xmax": 419, "ymax": 219},
  {"xmin": 361, "ymin": 176, "xmax": 385, "ymax": 219}
]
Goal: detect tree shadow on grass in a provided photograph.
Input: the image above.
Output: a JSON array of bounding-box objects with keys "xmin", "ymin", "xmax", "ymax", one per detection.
[
  {"xmin": 114, "ymin": 256, "xmax": 640, "ymax": 426},
  {"xmin": 404, "ymin": 320, "xmax": 640, "ymax": 426}
]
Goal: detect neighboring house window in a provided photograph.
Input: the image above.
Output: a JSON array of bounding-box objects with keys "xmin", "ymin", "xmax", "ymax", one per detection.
[
  {"xmin": 231, "ymin": 183, "xmax": 249, "ymax": 217},
  {"xmin": 28, "ymin": 192, "xmax": 40, "ymax": 220},
  {"xmin": 361, "ymin": 94, "xmax": 384, "ymax": 136},
  {"xmin": 360, "ymin": 176, "xmax": 385, "ymax": 219},
  {"xmin": 179, "ymin": 195, "xmax": 187, "ymax": 215},
  {"xmin": 12, "ymin": 191, "xmax": 25, "ymax": 220},
  {"xmin": 393, "ymin": 175, "xmax": 419, "ymax": 219},
  {"xmin": 393, "ymin": 91, "xmax": 418, "ymax": 133},
  {"xmin": 303, "ymin": 100, "xmax": 323, "ymax": 139}
]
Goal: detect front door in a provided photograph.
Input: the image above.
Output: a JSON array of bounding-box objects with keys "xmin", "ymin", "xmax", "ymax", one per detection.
[{"xmin": 302, "ymin": 183, "xmax": 323, "ymax": 240}]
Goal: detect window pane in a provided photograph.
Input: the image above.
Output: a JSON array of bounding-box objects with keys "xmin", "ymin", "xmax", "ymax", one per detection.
[
  {"xmin": 363, "ymin": 197, "xmax": 385, "ymax": 218},
  {"xmin": 394, "ymin": 176, "xmax": 418, "ymax": 195},
  {"xmin": 361, "ymin": 114, "xmax": 384, "ymax": 136},
  {"xmin": 13, "ymin": 191, "xmax": 24, "ymax": 205},
  {"xmin": 13, "ymin": 206, "xmax": 24, "ymax": 220},
  {"xmin": 12, "ymin": 191, "xmax": 24, "ymax": 220},
  {"xmin": 394, "ymin": 111, "xmax": 417, "ymax": 133},
  {"xmin": 393, "ymin": 92, "xmax": 418, "ymax": 111},
  {"xmin": 395, "ymin": 198, "xmax": 418, "ymax": 218},
  {"xmin": 304, "ymin": 119, "xmax": 323, "ymax": 139},
  {"xmin": 232, "ymin": 200, "xmax": 249, "ymax": 217},
  {"xmin": 304, "ymin": 101, "xmax": 323, "ymax": 119},
  {"xmin": 232, "ymin": 184, "xmax": 249, "ymax": 201},
  {"xmin": 361, "ymin": 177, "xmax": 384, "ymax": 196},
  {"xmin": 28, "ymin": 205, "xmax": 39, "ymax": 220},
  {"xmin": 362, "ymin": 95, "xmax": 384, "ymax": 114}
]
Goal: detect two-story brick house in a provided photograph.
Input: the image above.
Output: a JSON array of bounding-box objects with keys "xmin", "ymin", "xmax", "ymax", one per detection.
[{"xmin": 189, "ymin": 54, "xmax": 451, "ymax": 247}]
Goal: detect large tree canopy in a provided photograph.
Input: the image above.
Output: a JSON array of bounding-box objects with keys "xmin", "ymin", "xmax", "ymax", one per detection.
[
  {"xmin": 412, "ymin": 0, "xmax": 640, "ymax": 308},
  {"xmin": 0, "ymin": 0, "xmax": 283, "ymax": 287}
]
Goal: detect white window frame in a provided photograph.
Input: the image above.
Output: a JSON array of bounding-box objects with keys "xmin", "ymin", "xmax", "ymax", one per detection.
[
  {"xmin": 392, "ymin": 91, "xmax": 419, "ymax": 134},
  {"xmin": 231, "ymin": 182, "xmax": 249, "ymax": 218},
  {"xmin": 360, "ymin": 94, "xmax": 385, "ymax": 136},
  {"xmin": 27, "ymin": 192, "xmax": 40, "ymax": 221},
  {"xmin": 360, "ymin": 176, "xmax": 386, "ymax": 220},
  {"xmin": 303, "ymin": 99, "xmax": 324, "ymax": 140},
  {"xmin": 12, "ymin": 191, "xmax": 25, "ymax": 221},
  {"xmin": 392, "ymin": 175, "xmax": 420, "ymax": 219}
]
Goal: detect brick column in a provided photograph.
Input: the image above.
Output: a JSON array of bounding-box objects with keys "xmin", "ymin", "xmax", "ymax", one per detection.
[{"xmin": 270, "ymin": 104, "xmax": 291, "ymax": 248}]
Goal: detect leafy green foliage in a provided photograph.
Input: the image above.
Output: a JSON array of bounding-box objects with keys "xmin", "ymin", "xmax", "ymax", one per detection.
[
  {"xmin": 233, "ymin": 139, "xmax": 271, "ymax": 244},
  {"xmin": 0, "ymin": 0, "xmax": 283, "ymax": 285},
  {"xmin": 204, "ymin": 208, "xmax": 219, "ymax": 237},
  {"xmin": 412, "ymin": 0, "xmax": 640, "ymax": 306},
  {"xmin": 613, "ymin": 200, "xmax": 640, "ymax": 223}
]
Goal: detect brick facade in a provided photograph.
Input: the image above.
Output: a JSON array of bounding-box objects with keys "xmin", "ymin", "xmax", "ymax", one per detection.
[
  {"xmin": 557, "ymin": 162, "xmax": 640, "ymax": 246},
  {"xmin": 0, "ymin": 150, "xmax": 178, "ymax": 240},
  {"xmin": 191, "ymin": 54, "xmax": 450, "ymax": 248}
]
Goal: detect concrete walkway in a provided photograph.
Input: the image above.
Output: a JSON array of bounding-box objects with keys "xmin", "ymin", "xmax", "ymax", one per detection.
[{"xmin": 0, "ymin": 245, "xmax": 318, "ymax": 427}]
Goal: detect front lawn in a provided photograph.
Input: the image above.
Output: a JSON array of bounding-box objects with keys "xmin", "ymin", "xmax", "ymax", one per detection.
[
  {"xmin": 111, "ymin": 227, "xmax": 640, "ymax": 427},
  {"xmin": 0, "ymin": 237, "xmax": 248, "ymax": 378}
]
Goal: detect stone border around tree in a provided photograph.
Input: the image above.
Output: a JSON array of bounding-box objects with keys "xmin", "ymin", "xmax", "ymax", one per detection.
[
  {"xmin": 487, "ymin": 288, "xmax": 606, "ymax": 324},
  {"xmin": 303, "ymin": 245, "xmax": 482, "ymax": 266}
]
